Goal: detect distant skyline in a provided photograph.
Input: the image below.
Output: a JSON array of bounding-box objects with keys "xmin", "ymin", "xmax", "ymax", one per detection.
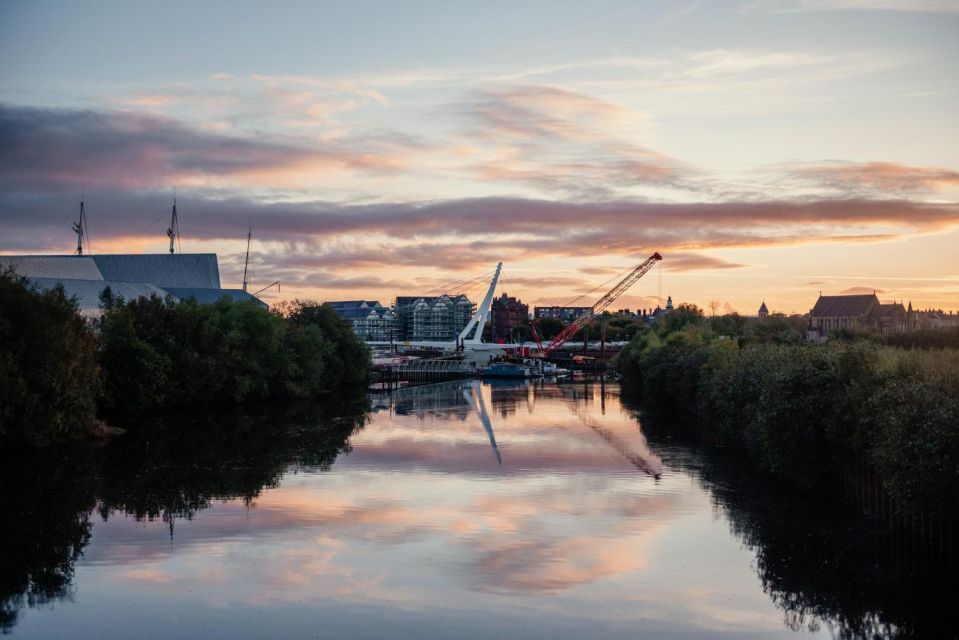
[{"xmin": 2, "ymin": 0, "xmax": 958, "ymax": 313}]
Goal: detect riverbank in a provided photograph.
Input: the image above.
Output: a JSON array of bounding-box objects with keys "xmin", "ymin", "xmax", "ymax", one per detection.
[
  {"xmin": 0, "ymin": 269, "xmax": 371, "ymax": 446},
  {"xmin": 613, "ymin": 305, "xmax": 959, "ymax": 526}
]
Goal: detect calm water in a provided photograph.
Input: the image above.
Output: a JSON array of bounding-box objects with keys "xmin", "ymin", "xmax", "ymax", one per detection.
[{"xmin": 1, "ymin": 380, "xmax": 953, "ymax": 639}]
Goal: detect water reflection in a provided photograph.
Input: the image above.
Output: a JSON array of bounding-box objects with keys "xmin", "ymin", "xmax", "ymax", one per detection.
[
  {"xmin": 0, "ymin": 445, "xmax": 99, "ymax": 633},
  {"xmin": 0, "ymin": 381, "xmax": 953, "ymax": 638},
  {"xmin": 630, "ymin": 402, "xmax": 958, "ymax": 639},
  {"xmin": 97, "ymin": 400, "xmax": 367, "ymax": 531}
]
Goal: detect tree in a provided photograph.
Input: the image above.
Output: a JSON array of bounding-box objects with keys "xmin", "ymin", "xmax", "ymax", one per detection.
[
  {"xmin": 532, "ymin": 316, "xmax": 565, "ymax": 340},
  {"xmin": 0, "ymin": 269, "xmax": 99, "ymax": 444}
]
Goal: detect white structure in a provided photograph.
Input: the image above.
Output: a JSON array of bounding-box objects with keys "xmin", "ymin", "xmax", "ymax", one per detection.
[
  {"xmin": 458, "ymin": 262, "xmax": 501, "ymax": 345},
  {"xmin": 371, "ymin": 263, "xmax": 508, "ymax": 365}
]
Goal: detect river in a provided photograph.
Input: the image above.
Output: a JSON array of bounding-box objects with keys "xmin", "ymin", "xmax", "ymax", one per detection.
[{"xmin": 1, "ymin": 380, "xmax": 953, "ymax": 639}]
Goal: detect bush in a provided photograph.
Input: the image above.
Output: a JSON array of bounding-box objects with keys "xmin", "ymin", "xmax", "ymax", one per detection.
[
  {"xmin": 280, "ymin": 301, "xmax": 372, "ymax": 391},
  {"xmin": 615, "ymin": 309, "xmax": 959, "ymax": 518},
  {"xmin": 98, "ymin": 296, "xmax": 292, "ymax": 412},
  {"xmin": 98, "ymin": 296, "xmax": 372, "ymax": 414},
  {"xmin": 0, "ymin": 269, "xmax": 99, "ymax": 444}
]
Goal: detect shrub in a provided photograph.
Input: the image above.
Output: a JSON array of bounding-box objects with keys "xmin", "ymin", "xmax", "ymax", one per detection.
[
  {"xmin": 615, "ymin": 310, "xmax": 959, "ymax": 513},
  {"xmin": 0, "ymin": 269, "xmax": 99, "ymax": 444}
]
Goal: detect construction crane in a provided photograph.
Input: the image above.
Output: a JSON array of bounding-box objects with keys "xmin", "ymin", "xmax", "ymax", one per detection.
[{"xmin": 532, "ymin": 252, "xmax": 662, "ymax": 355}]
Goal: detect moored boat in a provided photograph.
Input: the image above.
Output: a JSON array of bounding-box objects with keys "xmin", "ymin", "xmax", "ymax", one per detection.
[{"xmin": 480, "ymin": 361, "xmax": 540, "ymax": 379}]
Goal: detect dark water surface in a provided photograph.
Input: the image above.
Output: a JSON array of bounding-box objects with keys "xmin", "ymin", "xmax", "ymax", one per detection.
[{"xmin": 1, "ymin": 381, "xmax": 953, "ymax": 639}]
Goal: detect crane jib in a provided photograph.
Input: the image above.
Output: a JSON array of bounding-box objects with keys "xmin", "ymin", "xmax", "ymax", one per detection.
[{"xmin": 542, "ymin": 252, "xmax": 662, "ymax": 354}]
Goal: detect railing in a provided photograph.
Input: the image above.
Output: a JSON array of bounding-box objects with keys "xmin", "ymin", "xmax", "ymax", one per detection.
[{"xmin": 370, "ymin": 357, "xmax": 476, "ymax": 388}]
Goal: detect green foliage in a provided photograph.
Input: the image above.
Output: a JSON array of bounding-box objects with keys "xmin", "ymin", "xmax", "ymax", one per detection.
[
  {"xmin": 533, "ymin": 316, "xmax": 565, "ymax": 340},
  {"xmin": 661, "ymin": 302, "xmax": 705, "ymax": 334},
  {"xmin": 0, "ymin": 272, "xmax": 372, "ymax": 441},
  {"xmin": 865, "ymin": 350, "xmax": 959, "ymax": 516},
  {"xmin": 0, "ymin": 269, "xmax": 99, "ymax": 444},
  {"xmin": 98, "ymin": 296, "xmax": 289, "ymax": 412},
  {"xmin": 281, "ymin": 301, "xmax": 372, "ymax": 390},
  {"xmin": 615, "ymin": 309, "xmax": 959, "ymax": 518},
  {"xmin": 99, "ymin": 296, "xmax": 371, "ymax": 414}
]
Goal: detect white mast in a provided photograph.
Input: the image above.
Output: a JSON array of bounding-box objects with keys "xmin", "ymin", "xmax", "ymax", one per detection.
[
  {"xmin": 457, "ymin": 262, "xmax": 502, "ymax": 345},
  {"xmin": 242, "ymin": 225, "xmax": 252, "ymax": 292}
]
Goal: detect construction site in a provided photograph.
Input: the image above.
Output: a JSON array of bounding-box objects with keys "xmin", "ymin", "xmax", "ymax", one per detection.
[{"xmin": 367, "ymin": 253, "xmax": 664, "ymax": 388}]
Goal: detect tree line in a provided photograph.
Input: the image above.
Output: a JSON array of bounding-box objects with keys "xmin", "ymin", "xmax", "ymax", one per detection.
[
  {"xmin": 614, "ymin": 304, "xmax": 959, "ymax": 522},
  {"xmin": 0, "ymin": 268, "xmax": 371, "ymax": 446}
]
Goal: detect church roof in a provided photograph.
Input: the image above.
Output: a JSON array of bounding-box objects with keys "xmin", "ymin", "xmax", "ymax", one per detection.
[
  {"xmin": 811, "ymin": 293, "xmax": 878, "ymax": 317},
  {"xmin": 873, "ymin": 302, "xmax": 906, "ymax": 316},
  {"xmin": 758, "ymin": 301, "xmax": 768, "ymax": 314}
]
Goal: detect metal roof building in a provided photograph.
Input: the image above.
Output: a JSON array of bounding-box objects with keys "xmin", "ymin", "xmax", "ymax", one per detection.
[
  {"xmin": 1, "ymin": 253, "xmax": 264, "ymax": 315},
  {"xmin": 0, "ymin": 255, "xmax": 105, "ymax": 280},
  {"xmin": 164, "ymin": 287, "xmax": 264, "ymax": 307},
  {"xmin": 91, "ymin": 254, "xmax": 221, "ymax": 288}
]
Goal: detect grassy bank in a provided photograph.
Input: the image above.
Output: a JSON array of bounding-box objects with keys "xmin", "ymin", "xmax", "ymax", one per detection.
[
  {"xmin": 0, "ymin": 269, "xmax": 371, "ymax": 445},
  {"xmin": 614, "ymin": 305, "xmax": 959, "ymax": 521}
]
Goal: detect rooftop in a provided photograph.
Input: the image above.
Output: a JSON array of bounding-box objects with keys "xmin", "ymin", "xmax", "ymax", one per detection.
[{"xmin": 811, "ymin": 293, "xmax": 879, "ymax": 317}]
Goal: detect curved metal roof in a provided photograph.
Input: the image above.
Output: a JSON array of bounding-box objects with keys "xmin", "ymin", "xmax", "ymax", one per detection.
[
  {"xmin": 0, "ymin": 255, "xmax": 104, "ymax": 280},
  {"xmin": 91, "ymin": 254, "xmax": 220, "ymax": 288}
]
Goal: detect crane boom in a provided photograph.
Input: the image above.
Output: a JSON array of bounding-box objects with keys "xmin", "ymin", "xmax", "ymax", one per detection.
[{"xmin": 541, "ymin": 252, "xmax": 662, "ymax": 354}]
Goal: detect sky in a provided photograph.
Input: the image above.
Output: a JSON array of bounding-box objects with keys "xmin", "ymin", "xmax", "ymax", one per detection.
[{"xmin": 1, "ymin": 0, "xmax": 958, "ymax": 313}]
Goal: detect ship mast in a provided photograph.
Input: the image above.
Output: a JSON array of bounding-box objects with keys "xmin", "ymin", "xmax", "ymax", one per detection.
[
  {"xmin": 72, "ymin": 198, "xmax": 88, "ymax": 255},
  {"xmin": 166, "ymin": 191, "xmax": 180, "ymax": 254},
  {"xmin": 242, "ymin": 224, "xmax": 252, "ymax": 292}
]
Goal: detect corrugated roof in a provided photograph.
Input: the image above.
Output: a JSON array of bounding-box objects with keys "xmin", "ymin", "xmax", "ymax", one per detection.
[
  {"xmin": 92, "ymin": 254, "xmax": 220, "ymax": 288},
  {"xmin": 165, "ymin": 287, "xmax": 267, "ymax": 308},
  {"xmin": 1, "ymin": 253, "xmax": 220, "ymax": 288},
  {"xmin": 0, "ymin": 255, "xmax": 104, "ymax": 280},
  {"xmin": 811, "ymin": 294, "xmax": 878, "ymax": 317},
  {"xmin": 28, "ymin": 277, "xmax": 169, "ymax": 311}
]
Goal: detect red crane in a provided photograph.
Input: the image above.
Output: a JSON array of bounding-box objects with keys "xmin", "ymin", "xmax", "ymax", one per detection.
[{"xmin": 532, "ymin": 252, "xmax": 662, "ymax": 355}]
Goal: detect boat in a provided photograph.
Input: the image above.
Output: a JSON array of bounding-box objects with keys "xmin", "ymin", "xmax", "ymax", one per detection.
[{"xmin": 480, "ymin": 361, "xmax": 541, "ymax": 379}]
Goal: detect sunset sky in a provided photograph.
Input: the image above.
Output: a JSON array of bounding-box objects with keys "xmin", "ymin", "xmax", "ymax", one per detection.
[{"xmin": 1, "ymin": 0, "xmax": 957, "ymax": 314}]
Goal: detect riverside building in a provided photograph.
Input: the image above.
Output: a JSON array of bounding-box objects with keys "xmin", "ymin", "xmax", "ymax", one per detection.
[
  {"xmin": 394, "ymin": 294, "xmax": 475, "ymax": 342},
  {"xmin": 326, "ymin": 301, "xmax": 396, "ymax": 341}
]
